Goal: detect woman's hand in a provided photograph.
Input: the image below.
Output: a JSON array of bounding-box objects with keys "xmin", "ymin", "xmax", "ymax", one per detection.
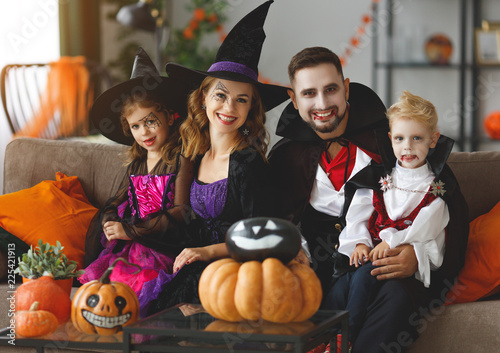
[
  {"xmin": 103, "ymin": 221, "xmax": 129, "ymax": 241},
  {"xmin": 293, "ymin": 249, "xmax": 310, "ymax": 266},
  {"xmin": 173, "ymin": 247, "xmax": 211, "ymax": 273}
]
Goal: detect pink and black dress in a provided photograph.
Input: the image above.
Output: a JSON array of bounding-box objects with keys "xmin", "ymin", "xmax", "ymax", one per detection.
[{"xmin": 81, "ymin": 156, "xmax": 194, "ymax": 317}]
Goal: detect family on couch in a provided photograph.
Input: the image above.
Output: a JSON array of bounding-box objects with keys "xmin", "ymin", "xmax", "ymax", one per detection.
[{"xmin": 77, "ymin": 1, "xmax": 469, "ymax": 353}]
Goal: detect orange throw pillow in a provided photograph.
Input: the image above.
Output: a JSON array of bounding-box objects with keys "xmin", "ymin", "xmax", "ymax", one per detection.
[
  {"xmin": 0, "ymin": 172, "xmax": 97, "ymax": 269},
  {"xmin": 446, "ymin": 201, "xmax": 500, "ymax": 304}
]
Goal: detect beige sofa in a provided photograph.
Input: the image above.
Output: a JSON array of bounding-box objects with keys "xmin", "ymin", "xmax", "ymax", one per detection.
[{"xmin": 1, "ymin": 137, "xmax": 500, "ymax": 352}]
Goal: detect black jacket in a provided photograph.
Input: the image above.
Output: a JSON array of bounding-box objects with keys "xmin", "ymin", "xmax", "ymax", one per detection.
[
  {"xmin": 268, "ymin": 82, "xmax": 389, "ymax": 288},
  {"xmin": 269, "ymin": 82, "xmax": 390, "ymax": 224}
]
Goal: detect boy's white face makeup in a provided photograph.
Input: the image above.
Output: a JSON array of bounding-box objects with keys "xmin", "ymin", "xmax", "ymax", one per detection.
[
  {"xmin": 126, "ymin": 106, "xmax": 173, "ymax": 154},
  {"xmin": 389, "ymin": 118, "xmax": 440, "ymax": 169},
  {"xmin": 203, "ymin": 79, "xmax": 253, "ymax": 136}
]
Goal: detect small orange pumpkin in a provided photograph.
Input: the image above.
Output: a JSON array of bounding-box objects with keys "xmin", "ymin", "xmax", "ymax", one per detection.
[
  {"xmin": 484, "ymin": 111, "xmax": 500, "ymax": 140},
  {"xmin": 199, "ymin": 258, "xmax": 322, "ymax": 323},
  {"xmin": 71, "ymin": 258, "xmax": 140, "ymax": 335},
  {"xmin": 16, "ymin": 274, "xmax": 71, "ymax": 324},
  {"xmin": 16, "ymin": 301, "xmax": 59, "ymax": 337}
]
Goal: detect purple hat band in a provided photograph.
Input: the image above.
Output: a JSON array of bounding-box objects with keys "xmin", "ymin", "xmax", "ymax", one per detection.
[{"xmin": 208, "ymin": 61, "xmax": 258, "ymax": 81}]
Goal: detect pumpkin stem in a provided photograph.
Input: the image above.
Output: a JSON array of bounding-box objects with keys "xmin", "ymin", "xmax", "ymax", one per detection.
[
  {"xmin": 100, "ymin": 257, "xmax": 141, "ymax": 284},
  {"xmin": 30, "ymin": 301, "xmax": 39, "ymax": 311}
]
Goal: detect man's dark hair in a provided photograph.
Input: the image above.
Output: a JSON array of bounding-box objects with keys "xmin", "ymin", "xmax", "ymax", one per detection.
[{"xmin": 288, "ymin": 47, "xmax": 344, "ymax": 85}]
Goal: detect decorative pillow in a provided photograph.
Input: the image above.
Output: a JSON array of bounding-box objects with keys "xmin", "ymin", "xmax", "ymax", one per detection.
[
  {"xmin": 446, "ymin": 201, "xmax": 500, "ymax": 304},
  {"xmin": 0, "ymin": 172, "xmax": 98, "ymax": 269}
]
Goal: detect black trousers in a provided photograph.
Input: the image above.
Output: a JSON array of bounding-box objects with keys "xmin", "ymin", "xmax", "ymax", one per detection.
[{"xmin": 302, "ymin": 205, "xmax": 422, "ymax": 353}]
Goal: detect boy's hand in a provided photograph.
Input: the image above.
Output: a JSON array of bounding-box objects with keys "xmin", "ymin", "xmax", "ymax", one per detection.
[
  {"xmin": 369, "ymin": 241, "xmax": 390, "ymax": 261},
  {"xmin": 351, "ymin": 244, "xmax": 371, "ymax": 267}
]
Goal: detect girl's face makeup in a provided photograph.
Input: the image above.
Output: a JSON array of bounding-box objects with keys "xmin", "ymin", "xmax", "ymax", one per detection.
[
  {"xmin": 126, "ymin": 106, "xmax": 173, "ymax": 154},
  {"xmin": 203, "ymin": 79, "xmax": 253, "ymax": 135}
]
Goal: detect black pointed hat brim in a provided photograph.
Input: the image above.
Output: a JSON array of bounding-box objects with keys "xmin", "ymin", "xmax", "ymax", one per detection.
[
  {"xmin": 90, "ymin": 76, "xmax": 188, "ymax": 145},
  {"xmin": 165, "ymin": 62, "xmax": 289, "ymax": 112}
]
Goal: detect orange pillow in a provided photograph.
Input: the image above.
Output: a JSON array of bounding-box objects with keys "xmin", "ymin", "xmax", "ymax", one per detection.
[
  {"xmin": 0, "ymin": 172, "xmax": 97, "ymax": 269},
  {"xmin": 446, "ymin": 201, "xmax": 500, "ymax": 304}
]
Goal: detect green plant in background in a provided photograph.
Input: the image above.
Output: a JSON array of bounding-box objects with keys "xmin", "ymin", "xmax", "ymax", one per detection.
[
  {"xmin": 15, "ymin": 240, "xmax": 85, "ymax": 280},
  {"xmin": 164, "ymin": 0, "xmax": 227, "ymax": 71}
]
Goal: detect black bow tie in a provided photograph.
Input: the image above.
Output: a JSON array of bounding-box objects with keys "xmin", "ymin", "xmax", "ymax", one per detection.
[{"xmin": 324, "ymin": 136, "xmax": 349, "ymax": 150}]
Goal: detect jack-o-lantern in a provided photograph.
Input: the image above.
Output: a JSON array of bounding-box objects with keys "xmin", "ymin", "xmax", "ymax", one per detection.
[
  {"xmin": 71, "ymin": 258, "xmax": 140, "ymax": 335},
  {"xmin": 226, "ymin": 217, "xmax": 301, "ymax": 263}
]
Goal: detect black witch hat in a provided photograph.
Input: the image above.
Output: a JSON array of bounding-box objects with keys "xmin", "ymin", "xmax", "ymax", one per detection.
[
  {"xmin": 165, "ymin": 0, "xmax": 289, "ymax": 111},
  {"xmin": 90, "ymin": 47, "xmax": 189, "ymax": 145}
]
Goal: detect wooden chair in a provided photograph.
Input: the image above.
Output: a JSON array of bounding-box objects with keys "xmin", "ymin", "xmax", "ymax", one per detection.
[{"xmin": 1, "ymin": 58, "xmax": 113, "ymax": 139}]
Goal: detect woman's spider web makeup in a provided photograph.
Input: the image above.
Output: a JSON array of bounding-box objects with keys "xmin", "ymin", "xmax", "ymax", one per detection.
[{"xmin": 210, "ymin": 81, "xmax": 229, "ymax": 103}]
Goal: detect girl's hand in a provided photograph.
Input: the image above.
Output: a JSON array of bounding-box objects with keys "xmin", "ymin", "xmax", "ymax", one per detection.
[
  {"xmin": 369, "ymin": 241, "xmax": 390, "ymax": 261},
  {"xmin": 351, "ymin": 244, "xmax": 370, "ymax": 267},
  {"xmin": 103, "ymin": 221, "xmax": 129, "ymax": 241},
  {"xmin": 173, "ymin": 247, "xmax": 211, "ymax": 273}
]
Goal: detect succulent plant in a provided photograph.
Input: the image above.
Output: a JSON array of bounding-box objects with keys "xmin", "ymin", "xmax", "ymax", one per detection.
[{"xmin": 14, "ymin": 239, "xmax": 85, "ymax": 280}]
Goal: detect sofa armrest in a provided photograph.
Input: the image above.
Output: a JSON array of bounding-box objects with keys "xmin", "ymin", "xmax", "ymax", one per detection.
[{"xmin": 3, "ymin": 138, "xmax": 128, "ymax": 209}]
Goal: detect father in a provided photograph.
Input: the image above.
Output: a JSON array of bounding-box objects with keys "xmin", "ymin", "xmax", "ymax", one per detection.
[{"xmin": 269, "ymin": 47, "xmax": 468, "ymax": 353}]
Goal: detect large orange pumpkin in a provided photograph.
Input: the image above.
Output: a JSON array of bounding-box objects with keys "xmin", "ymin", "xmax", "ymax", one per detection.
[
  {"xmin": 199, "ymin": 258, "xmax": 322, "ymax": 323},
  {"xmin": 71, "ymin": 258, "xmax": 140, "ymax": 335},
  {"xmin": 16, "ymin": 274, "xmax": 71, "ymax": 325},
  {"xmin": 484, "ymin": 111, "xmax": 500, "ymax": 139}
]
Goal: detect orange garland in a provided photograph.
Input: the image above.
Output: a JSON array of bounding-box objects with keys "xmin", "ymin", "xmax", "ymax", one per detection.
[{"xmin": 339, "ymin": 0, "xmax": 379, "ymax": 67}]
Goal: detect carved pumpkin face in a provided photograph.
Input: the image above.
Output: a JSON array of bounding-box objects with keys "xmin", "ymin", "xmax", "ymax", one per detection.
[
  {"xmin": 71, "ymin": 280, "xmax": 139, "ymax": 335},
  {"xmin": 226, "ymin": 217, "xmax": 301, "ymax": 263}
]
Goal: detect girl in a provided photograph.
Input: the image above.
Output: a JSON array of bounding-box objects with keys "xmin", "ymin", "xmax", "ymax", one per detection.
[
  {"xmin": 80, "ymin": 48, "xmax": 194, "ymax": 317},
  {"xmin": 148, "ymin": 0, "xmax": 289, "ymax": 312}
]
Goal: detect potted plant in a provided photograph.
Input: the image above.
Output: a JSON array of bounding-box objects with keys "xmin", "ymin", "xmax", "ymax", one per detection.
[{"xmin": 15, "ymin": 239, "xmax": 85, "ymax": 294}]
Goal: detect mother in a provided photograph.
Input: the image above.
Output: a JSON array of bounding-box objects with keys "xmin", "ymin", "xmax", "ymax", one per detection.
[{"xmin": 149, "ymin": 0, "xmax": 289, "ymax": 312}]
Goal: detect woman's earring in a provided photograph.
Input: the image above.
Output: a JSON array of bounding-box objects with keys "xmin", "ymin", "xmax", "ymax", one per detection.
[{"xmin": 201, "ymin": 103, "xmax": 206, "ymax": 110}]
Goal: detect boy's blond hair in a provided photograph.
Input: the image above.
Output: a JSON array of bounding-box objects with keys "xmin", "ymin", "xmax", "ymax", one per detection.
[{"xmin": 386, "ymin": 91, "xmax": 439, "ymax": 133}]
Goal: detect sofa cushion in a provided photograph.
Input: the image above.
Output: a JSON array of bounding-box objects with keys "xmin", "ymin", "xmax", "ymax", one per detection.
[
  {"xmin": 446, "ymin": 201, "xmax": 500, "ymax": 304},
  {"xmin": 0, "ymin": 172, "xmax": 97, "ymax": 269}
]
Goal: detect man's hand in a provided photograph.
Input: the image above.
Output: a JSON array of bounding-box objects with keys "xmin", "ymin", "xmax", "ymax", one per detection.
[{"xmin": 371, "ymin": 244, "xmax": 417, "ymax": 280}]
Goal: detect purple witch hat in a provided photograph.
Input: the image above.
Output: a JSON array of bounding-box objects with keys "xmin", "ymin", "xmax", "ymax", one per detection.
[{"xmin": 165, "ymin": 0, "xmax": 289, "ymax": 111}]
